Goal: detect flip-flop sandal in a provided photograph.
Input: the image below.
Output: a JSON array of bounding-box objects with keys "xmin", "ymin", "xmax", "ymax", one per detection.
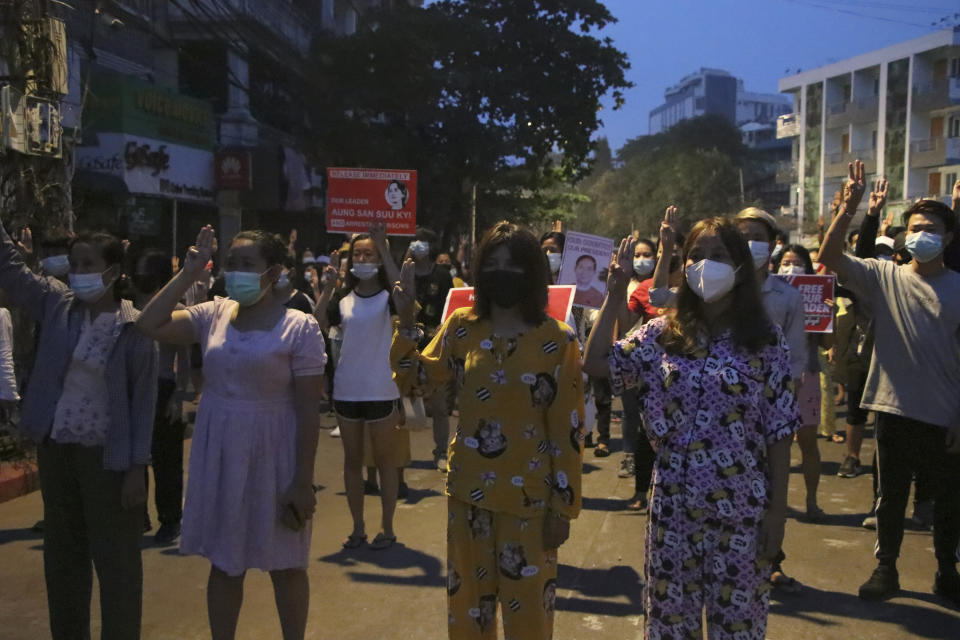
[
  {"xmin": 342, "ymin": 533, "xmax": 367, "ymax": 549},
  {"xmin": 369, "ymin": 533, "xmax": 397, "ymax": 550},
  {"xmin": 593, "ymin": 444, "xmax": 611, "ymax": 458},
  {"xmin": 831, "ymin": 432, "xmax": 847, "ymax": 443}
]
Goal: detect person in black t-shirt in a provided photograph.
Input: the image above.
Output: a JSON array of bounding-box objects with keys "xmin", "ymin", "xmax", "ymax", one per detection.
[
  {"xmin": 276, "ymin": 256, "xmax": 314, "ymax": 315},
  {"xmin": 408, "ymin": 228, "xmax": 453, "ymax": 470}
]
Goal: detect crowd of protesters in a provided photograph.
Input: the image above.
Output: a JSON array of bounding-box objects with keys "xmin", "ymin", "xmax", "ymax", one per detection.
[{"xmin": 0, "ymin": 169, "xmax": 958, "ymax": 639}]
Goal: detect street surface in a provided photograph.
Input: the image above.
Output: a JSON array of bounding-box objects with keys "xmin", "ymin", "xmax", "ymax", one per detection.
[{"xmin": 1, "ymin": 407, "xmax": 958, "ymax": 639}]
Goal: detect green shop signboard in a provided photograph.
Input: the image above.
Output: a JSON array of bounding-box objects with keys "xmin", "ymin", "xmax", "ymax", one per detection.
[{"xmin": 84, "ymin": 71, "xmax": 214, "ymax": 150}]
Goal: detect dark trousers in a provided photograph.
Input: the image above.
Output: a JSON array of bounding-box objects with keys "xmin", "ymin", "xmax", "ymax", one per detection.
[
  {"xmin": 145, "ymin": 379, "xmax": 184, "ymax": 525},
  {"xmin": 587, "ymin": 375, "xmax": 612, "ymax": 445},
  {"xmin": 875, "ymin": 413, "xmax": 960, "ymax": 570},
  {"xmin": 846, "ymin": 366, "xmax": 869, "ymax": 426},
  {"xmin": 39, "ymin": 441, "xmax": 143, "ymax": 640},
  {"xmin": 620, "ymin": 387, "xmax": 655, "ymax": 494}
]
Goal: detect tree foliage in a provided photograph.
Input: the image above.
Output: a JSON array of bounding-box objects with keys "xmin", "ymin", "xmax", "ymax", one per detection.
[
  {"xmin": 305, "ymin": 0, "xmax": 630, "ymax": 238},
  {"xmin": 570, "ymin": 115, "xmax": 778, "ymax": 239}
]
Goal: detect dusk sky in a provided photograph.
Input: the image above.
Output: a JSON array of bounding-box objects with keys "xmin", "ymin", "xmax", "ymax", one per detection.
[{"xmin": 596, "ymin": 0, "xmax": 958, "ymax": 151}]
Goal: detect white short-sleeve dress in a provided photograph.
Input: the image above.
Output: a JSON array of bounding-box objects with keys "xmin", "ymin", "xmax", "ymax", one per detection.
[{"xmin": 180, "ymin": 298, "xmax": 327, "ymax": 576}]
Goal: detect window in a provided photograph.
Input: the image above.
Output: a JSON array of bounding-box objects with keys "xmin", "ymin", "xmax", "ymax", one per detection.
[
  {"xmin": 949, "ymin": 116, "xmax": 960, "ymax": 139},
  {"xmin": 946, "ymin": 173, "xmax": 958, "ymax": 194},
  {"xmin": 873, "ymin": 78, "xmax": 880, "ymax": 95},
  {"xmin": 952, "ymin": 58, "xmax": 960, "ymax": 78}
]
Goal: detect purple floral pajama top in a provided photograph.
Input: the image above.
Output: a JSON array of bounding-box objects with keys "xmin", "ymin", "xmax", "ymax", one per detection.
[{"xmin": 609, "ymin": 316, "xmax": 800, "ymax": 522}]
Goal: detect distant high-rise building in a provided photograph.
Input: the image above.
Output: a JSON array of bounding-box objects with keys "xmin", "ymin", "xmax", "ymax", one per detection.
[{"xmin": 649, "ymin": 68, "xmax": 792, "ymax": 150}]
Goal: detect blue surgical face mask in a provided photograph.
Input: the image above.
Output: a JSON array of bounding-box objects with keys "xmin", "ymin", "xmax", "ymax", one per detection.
[
  {"xmin": 69, "ymin": 271, "xmax": 111, "ymax": 303},
  {"xmin": 546, "ymin": 252, "xmax": 562, "ymax": 274},
  {"xmin": 225, "ymin": 270, "xmax": 269, "ymax": 306},
  {"xmin": 904, "ymin": 231, "xmax": 943, "ymax": 263},
  {"xmin": 633, "ymin": 257, "xmax": 655, "ymax": 277},
  {"xmin": 409, "ymin": 240, "xmax": 430, "ymax": 259},
  {"xmin": 350, "ymin": 262, "xmax": 381, "ymax": 281},
  {"xmin": 274, "ymin": 270, "xmax": 291, "ymax": 291},
  {"xmin": 748, "ymin": 241, "xmax": 771, "ymax": 270},
  {"xmin": 42, "ymin": 254, "xmax": 71, "ymax": 277}
]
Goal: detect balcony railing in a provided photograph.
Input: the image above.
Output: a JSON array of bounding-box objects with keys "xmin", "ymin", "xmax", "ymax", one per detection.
[
  {"xmin": 912, "ymin": 77, "xmax": 960, "ymax": 112},
  {"xmin": 825, "ymin": 98, "xmax": 879, "ymax": 129},
  {"xmin": 825, "ymin": 150, "xmax": 875, "ymax": 177},
  {"xmin": 777, "ymin": 113, "xmax": 800, "ymax": 138},
  {"xmin": 909, "ymin": 137, "xmax": 951, "ymax": 167}
]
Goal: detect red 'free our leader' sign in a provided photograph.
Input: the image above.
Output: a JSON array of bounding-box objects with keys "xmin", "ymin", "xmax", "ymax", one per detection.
[
  {"xmin": 326, "ymin": 168, "xmax": 417, "ymax": 235},
  {"xmin": 441, "ymin": 286, "xmax": 577, "ymax": 325},
  {"xmin": 774, "ymin": 274, "xmax": 836, "ymax": 333}
]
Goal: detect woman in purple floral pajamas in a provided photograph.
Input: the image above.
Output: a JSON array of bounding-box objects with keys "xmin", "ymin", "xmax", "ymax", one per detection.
[{"xmin": 584, "ymin": 217, "xmax": 800, "ymax": 640}]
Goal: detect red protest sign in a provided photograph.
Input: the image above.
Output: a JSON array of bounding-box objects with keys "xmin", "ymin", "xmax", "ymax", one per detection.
[
  {"xmin": 326, "ymin": 168, "xmax": 417, "ymax": 235},
  {"xmin": 441, "ymin": 286, "xmax": 576, "ymax": 325},
  {"xmin": 775, "ymin": 274, "xmax": 836, "ymax": 333}
]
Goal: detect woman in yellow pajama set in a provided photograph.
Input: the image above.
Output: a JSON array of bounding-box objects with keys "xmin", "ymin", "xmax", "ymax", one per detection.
[{"xmin": 392, "ymin": 222, "xmax": 584, "ymax": 640}]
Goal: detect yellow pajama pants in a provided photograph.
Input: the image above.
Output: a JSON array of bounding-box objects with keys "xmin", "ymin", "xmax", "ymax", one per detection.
[
  {"xmin": 447, "ymin": 498, "xmax": 558, "ymax": 640},
  {"xmin": 818, "ymin": 348, "xmax": 836, "ymax": 438}
]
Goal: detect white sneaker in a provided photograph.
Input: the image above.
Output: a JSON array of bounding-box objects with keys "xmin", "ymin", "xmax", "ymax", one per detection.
[{"xmin": 330, "ymin": 426, "xmax": 341, "ymax": 438}]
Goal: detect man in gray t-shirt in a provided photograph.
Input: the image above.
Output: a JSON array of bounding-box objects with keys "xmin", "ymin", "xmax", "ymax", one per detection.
[{"xmin": 819, "ymin": 159, "xmax": 960, "ymax": 607}]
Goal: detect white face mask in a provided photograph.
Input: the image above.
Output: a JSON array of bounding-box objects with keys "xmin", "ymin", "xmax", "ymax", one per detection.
[
  {"xmin": 274, "ymin": 270, "xmax": 291, "ymax": 291},
  {"xmin": 748, "ymin": 240, "xmax": 771, "ymax": 270},
  {"xmin": 42, "ymin": 254, "xmax": 71, "ymax": 277},
  {"xmin": 686, "ymin": 259, "xmax": 737, "ymax": 303},
  {"xmin": 546, "ymin": 252, "xmax": 562, "ymax": 274},
  {"xmin": 633, "ymin": 257, "xmax": 655, "ymax": 277},
  {"xmin": 778, "ymin": 264, "xmax": 805, "ymax": 276}
]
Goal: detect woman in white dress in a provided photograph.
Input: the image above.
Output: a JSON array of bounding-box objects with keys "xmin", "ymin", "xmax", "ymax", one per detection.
[{"xmin": 137, "ymin": 226, "xmax": 326, "ymax": 640}]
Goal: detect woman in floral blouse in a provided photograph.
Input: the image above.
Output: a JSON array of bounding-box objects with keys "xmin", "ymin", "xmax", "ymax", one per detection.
[
  {"xmin": 391, "ymin": 221, "xmax": 584, "ymax": 640},
  {"xmin": 584, "ymin": 218, "xmax": 800, "ymax": 640}
]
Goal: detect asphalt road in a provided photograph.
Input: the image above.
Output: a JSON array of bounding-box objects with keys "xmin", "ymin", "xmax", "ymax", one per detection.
[{"xmin": 0, "ymin": 409, "xmax": 958, "ymax": 639}]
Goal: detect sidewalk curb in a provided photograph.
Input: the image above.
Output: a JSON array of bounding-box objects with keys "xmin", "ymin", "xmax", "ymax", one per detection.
[{"xmin": 0, "ymin": 460, "xmax": 40, "ymax": 503}]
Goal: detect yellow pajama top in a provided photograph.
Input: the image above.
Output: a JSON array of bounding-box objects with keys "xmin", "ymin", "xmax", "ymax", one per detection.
[{"xmin": 391, "ymin": 307, "xmax": 585, "ymax": 519}]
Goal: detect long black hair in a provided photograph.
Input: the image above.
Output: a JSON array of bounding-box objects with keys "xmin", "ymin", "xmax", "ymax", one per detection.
[
  {"xmin": 660, "ymin": 217, "xmax": 774, "ymax": 355},
  {"xmin": 771, "ymin": 244, "xmax": 814, "ymax": 275},
  {"xmin": 471, "ymin": 221, "xmax": 549, "ymax": 326}
]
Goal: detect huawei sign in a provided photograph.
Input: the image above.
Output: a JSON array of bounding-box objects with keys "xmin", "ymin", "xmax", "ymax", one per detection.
[{"xmin": 215, "ymin": 149, "xmax": 252, "ymax": 190}]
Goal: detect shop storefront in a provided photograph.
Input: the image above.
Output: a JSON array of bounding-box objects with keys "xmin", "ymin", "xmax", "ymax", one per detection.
[{"xmin": 74, "ymin": 70, "xmax": 216, "ymax": 255}]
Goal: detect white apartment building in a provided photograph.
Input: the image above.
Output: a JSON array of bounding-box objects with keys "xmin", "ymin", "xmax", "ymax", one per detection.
[{"xmin": 777, "ymin": 27, "xmax": 960, "ymax": 221}]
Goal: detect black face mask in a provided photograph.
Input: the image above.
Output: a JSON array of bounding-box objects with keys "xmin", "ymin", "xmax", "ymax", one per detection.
[
  {"xmin": 478, "ymin": 269, "xmax": 528, "ymax": 309},
  {"xmin": 133, "ymin": 273, "xmax": 165, "ymax": 295}
]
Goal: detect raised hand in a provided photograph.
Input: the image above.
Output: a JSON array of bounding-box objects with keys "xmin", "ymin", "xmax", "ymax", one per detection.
[
  {"xmin": 868, "ymin": 177, "xmax": 888, "ymax": 215},
  {"xmin": 320, "ymin": 265, "xmax": 338, "ymax": 290},
  {"xmin": 660, "ymin": 206, "xmax": 678, "ymax": 250},
  {"xmin": 606, "ymin": 236, "xmax": 636, "ymax": 296},
  {"xmin": 952, "ymin": 179, "xmax": 960, "ymax": 213},
  {"xmin": 183, "ymin": 225, "xmax": 215, "ymax": 282},
  {"xmin": 881, "ymin": 211, "xmax": 894, "ymax": 237},
  {"xmin": 15, "ymin": 226, "xmax": 33, "ymax": 258},
  {"xmin": 392, "ymin": 258, "xmax": 417, "ymax": 327},
  {"xmin": 370, "ymin": 221, "xmax": 388, "ymax": 247},
  {"xmin": 841, "ymin": 159, "xmax": 866, "ymax": 216}
]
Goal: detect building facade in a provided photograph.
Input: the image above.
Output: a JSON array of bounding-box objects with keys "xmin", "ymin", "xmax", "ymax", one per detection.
[
  {"xmin": 777, "ymin": 27, "xmax": 960, "ymax": 224},
  {"xmin": 648, "ymin": 68, "xmax": 791, "ymax": 150},
  {"xmin": 649, "ymin": 68, "xmax": 738, "ymax": 135}
]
